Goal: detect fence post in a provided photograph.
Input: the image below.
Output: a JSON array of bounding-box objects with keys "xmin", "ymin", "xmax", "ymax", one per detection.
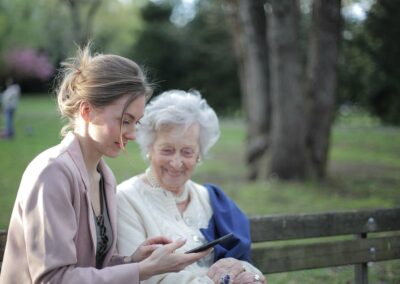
[{"xmin": 354, "ymin": 232, "xmax": 368, "ymax": 284}]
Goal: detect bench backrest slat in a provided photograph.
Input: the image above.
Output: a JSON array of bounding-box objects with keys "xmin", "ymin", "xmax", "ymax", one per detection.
[
  {"xmin": 250, "ymin": 207, "xmax": 400, "ymax": 242},
  {"xmin": 252, "ymin": 235, "xmax": 400, "ymax": 274}
]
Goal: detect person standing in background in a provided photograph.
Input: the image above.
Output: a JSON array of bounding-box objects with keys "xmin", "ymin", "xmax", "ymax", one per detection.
[{"xmin": 1, "ymin": 77, "xmax": 21, "ymax": 139}]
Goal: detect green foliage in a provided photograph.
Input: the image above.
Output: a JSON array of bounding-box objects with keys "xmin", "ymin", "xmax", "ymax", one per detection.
[
  {"xmin": 339, "ymin": 1, "xmax": 400, "ymax": 125},
  {"xmin": 0, "ymin": 0, "xmax": 72, "ymax": 64},
  {"xmin": 339, "ymin": 21, "xmax": 373, "ymax": 106},
  {"xmin": 131, "ymin": 1, "xmax": 241, "ymax": 114},
  {"xmin": 90, "ymin": 1, "xmax": 144, "ymax": 57},
  {"xmin": 363, "ymin": 0, "xmax": 400, "ymax": 124}
]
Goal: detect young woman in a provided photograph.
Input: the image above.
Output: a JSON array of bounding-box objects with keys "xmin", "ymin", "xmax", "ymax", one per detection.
[{"xmin": 0, "ymin": 47, "xmax": 209, "ymax": 284}]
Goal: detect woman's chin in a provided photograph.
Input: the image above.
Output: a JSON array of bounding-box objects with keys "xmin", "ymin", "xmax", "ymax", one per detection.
[{"xmin": 104, "ymin": 149, "xmax": 122, "ymax": 158}]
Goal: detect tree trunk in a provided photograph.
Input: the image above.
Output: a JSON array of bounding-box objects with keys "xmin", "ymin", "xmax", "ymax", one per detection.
[
  {"xmin": 63, "ymin": 0, "xmax": 102, "ymax": 45},
  {"xmin": 84, "ymin": 0, "xmax": 103, "ymax": 44},
  {"xmin": 267, "ymin": 0, "xmax": 307, "ymax": 180},
  {"xmin": 305, "ymin": 0, "xmax": 342, "ymax": 179},
  {"xmin": 224, "ymin": 0, "xmax": 270, "ymax": 180},
  {"xmin": 65, "ymin": 0, "xmax": 83, "ymax": 44}
]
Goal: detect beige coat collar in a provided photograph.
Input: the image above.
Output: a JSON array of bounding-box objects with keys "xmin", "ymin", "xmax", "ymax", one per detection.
[{"xmin": 61, "ymin": 132, "xmax": 118, "ymax": 258}]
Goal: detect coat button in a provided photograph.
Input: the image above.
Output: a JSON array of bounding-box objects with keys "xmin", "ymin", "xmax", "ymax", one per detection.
[{"xmin": 193, "ymin": 235, "xmax": 201, "ymax": 242}]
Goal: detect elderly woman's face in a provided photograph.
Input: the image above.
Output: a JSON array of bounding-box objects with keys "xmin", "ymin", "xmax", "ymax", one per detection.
[{"xmin": 149, "ymin": 123, "xmax": 200, "ymax": 194}]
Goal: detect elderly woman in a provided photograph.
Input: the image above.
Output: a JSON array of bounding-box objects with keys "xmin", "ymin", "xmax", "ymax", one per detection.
[{"xmin": 117, "ymin": 90, "xmax": 266, "ymax": 284}]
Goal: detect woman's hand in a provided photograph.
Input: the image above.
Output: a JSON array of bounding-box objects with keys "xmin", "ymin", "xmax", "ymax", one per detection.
[
  {"xmin": 207, "ymin": 258, "xmax": 245, "ymax": 283},
  {"xmin": 138, "ymin": 238, "xmax": 212, "ymax": 280},
  {"xmin": 125, "ymin": 236, "xmax": 172, "ymax": 263}
]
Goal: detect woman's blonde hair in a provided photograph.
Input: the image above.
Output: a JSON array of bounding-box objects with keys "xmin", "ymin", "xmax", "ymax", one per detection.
[{"xmin": 56, "ymin": 44, "xmax": 152, "ymax": 136}]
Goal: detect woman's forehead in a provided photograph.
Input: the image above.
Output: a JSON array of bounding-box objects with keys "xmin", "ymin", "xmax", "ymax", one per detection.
[{"xmin": 155, "ymin": 124, "xmax": 200, "ymax": 144}]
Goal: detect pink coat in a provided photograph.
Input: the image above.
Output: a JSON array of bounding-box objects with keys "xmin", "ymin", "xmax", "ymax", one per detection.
[{"xmin": 0, "ymin": 133, "xmax": 139, "ymax": 284}]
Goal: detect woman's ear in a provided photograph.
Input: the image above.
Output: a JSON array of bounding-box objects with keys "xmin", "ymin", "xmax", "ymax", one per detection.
[{"xmin": 79, "ymin": 101, "xmax": 92, "ymax": 122}]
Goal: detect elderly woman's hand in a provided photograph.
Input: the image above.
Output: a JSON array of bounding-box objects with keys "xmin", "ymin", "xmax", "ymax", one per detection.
[
  {"xmin": 207, "ymin": 258, "xmax": 245, "ymax": 284},
  {"xmin": 232, "ymin": 271, "xmax": 266, "ymax": 284}
]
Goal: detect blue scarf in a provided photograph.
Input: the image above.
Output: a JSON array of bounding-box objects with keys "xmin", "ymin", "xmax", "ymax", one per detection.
[{"xmin": 200, "ymin": 184, "xmax": 251, "ymax": 262}]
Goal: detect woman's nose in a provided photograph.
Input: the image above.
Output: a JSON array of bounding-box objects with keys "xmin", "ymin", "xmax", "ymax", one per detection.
[
  {"xmin": 124, "ymin": 127, "xmax": 136, "ymax": 141},
  {"xmin": 170, "ymin": 155, "xmax": 183, "ymax": 168}
]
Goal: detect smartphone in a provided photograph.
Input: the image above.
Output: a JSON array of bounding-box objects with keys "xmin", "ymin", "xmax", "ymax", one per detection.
[{"xmin": 185, "ymin": 233, "xmax": 234, "ymax": 253}]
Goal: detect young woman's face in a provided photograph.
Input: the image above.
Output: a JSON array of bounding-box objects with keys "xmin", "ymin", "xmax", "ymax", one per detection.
[
  {"xmin": 87, "ymin": 95, "xmax": 145, "ymax": 158},
  {"xmin": 149, "ymin": 124, "xmax": 200, "ymax": 194}
]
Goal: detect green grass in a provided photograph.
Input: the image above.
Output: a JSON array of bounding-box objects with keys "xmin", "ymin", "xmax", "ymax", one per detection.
[{"xmin": 1, "ymin": 96, "xmax": 399, "ymax": 282}]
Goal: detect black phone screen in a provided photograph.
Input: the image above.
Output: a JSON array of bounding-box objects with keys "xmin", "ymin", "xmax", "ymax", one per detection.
[{"xmin": 185, "ymin": 233, "xmax": 234, "ymax": 253}]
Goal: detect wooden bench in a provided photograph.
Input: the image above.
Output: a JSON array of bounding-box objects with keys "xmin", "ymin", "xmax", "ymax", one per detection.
[
  {"xmin": 250, "ymin": 207, "xmax": 400, "ymax": 284},
  {"xmin": 1, "ymin": 207, "xmax": 399, "ymax": 283}
]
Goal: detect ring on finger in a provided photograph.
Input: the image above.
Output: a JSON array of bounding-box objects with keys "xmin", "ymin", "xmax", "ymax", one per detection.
[
  {"xmin": 253, "ymin": 274, "xmax": 261, "ymax": 282},
  {"xmin": 219, "ymin": 274, "xmax": 230, "ymax": 284}
]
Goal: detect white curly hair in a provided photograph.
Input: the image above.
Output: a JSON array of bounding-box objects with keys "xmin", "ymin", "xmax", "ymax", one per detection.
[{"xmin": 136, "ymin": 89, "xmax": 220, "ymax": 160}]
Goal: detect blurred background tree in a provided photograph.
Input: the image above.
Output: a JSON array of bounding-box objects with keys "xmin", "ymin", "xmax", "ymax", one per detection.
[
  {"xmin": 223, "ymin": 0, "xmax": 270, "ymax": 180},
  {"xmin": 225, "ymin": 0, "xmax": 341, "ymax": 181}
]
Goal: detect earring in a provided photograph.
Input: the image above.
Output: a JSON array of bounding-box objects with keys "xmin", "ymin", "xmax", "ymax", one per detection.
[
  {"xmin": 196, "ymin": 157, "xmax": 201, "ymax": 163},
  {"xmin": 146, "ymin": 153, "xmax": 151, "ymax": 160}
]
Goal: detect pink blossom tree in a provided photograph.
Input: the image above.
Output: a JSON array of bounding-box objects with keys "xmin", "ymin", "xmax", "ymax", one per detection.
[{"xmin": 4, "ymin": 48, "xmax": 55, "ymax": 82}]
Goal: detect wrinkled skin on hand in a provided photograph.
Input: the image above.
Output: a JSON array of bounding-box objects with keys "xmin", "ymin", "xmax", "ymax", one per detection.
[{"xmin": 207, "ymin": 257, "xmax": 266, "ymax": 284}]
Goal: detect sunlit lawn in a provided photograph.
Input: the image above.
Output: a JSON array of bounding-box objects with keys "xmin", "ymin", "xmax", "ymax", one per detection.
[{"xmin": 0, "ymin": 96, "xmax": 399, "ymax": 283}]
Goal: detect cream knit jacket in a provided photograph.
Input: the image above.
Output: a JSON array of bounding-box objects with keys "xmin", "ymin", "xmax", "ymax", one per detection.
[{"xmin": 116, "ymin": 176, "xmax": 261, "ymax": 284}]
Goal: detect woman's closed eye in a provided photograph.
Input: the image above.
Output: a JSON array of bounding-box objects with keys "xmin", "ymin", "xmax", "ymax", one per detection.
[
  {"xmin": 182, "ymin": 148, "xmax": 195, "ymax": 157},
  {"xmin": 122, "ymin": 115, "xmax": 136, "ymax": 126},
  {"xmin": 161, "ymin": 148, "xmax": 174, "ymax": 155}
]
